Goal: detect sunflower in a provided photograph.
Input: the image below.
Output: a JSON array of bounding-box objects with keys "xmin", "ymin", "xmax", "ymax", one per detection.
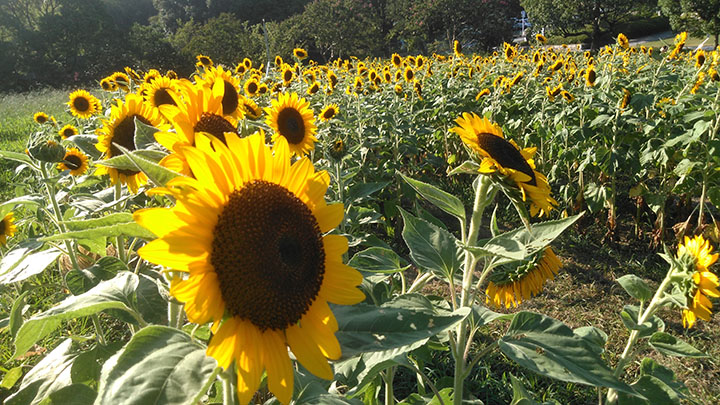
[
  {"xmin": 450, "ymin": 113, "xmax": 557, "ymax": 217},
  {"xmin": 196, "ymin": 54, "xmax": 214, "ymax": 68},
  {"xmin": 669, "ymin": 32, "xmax": 687, "ymax": 60},
  {"xmin": 156, "ymin": 80, "xmax": 239, "ymax": 175},
  {"xmin": 66, "ymin": 90, "xmax": 100, "ymax": 119},
  {"xmin": 403, "ymin": 66, "xmax": 415, "ymax": 82},
  {"xmin": 415, "ymin": 55, "xmax": 425, "ymax": 68},
  {"xmin": 125, "ymin": 67, "xmax": 143, "ymax": 85},
  {"xmin": 677, "ymin": 235, "xmax": 719, "ymax": 328},
  {"xmin": 535, "ymin": 33, "xmax": 547, "ymax": 44},
  {"xmin": 143, "ymin": 69, "xmax": 162, "ymax": 85},
  {"xmin": 142, "ymin": 76, "xmax": 180, "ymax": 111},
  {"xmin": 199, "ymin": 66, "xmax": 244, "ymax": 119},
  {"xmin": 327, "ymin": 70, "xmax": 338, "ymax": 88},
  {"xmin": 319, "ymin": 104, "xmax": 338, "ymax": 122},
  {"xmin": 57, "ymin": 147, "xmax": 89, "ymax": 176},
  {"xmin": 264, "ymin": 92, "xmax": 317, "ymax": 156},
  {"xmin": 486, "ymin": 247, "xmax": 562, "ymax": 308},
  {"xmin": 110, "ymin": 72, "xmax": 131, "ymax": 92},
  {"xmin": 710, "ymin": 68, "xmax": 720, "ymax": 82},
  {"xmin": 307, "ymin": 81, "xmax": 320, "ymax": 95},
  {"xmin": 134, "ymin": 132, "xmax": 363, "ymax": 404},
  {"xmin": 453, "ymin": 40, "xmax": 462, "ymax": 57},
  {"xmin": 33, "ymin": 112, "xmax": 49, "ymax": 124},
  {"xmin": 0, "ymin": 212, "xmax": 17, "ymax": 246},
  {"xmin": 281, "ymin": 66, "xmax": 295, "ymax": 86},
  {"xmin": 585, "ymin": 65, "xmax": 597, "ymax": 86},
  {"xmin": 100, "ymin": 77, "xmax": 116, "ymax": 92},
  {"xmin": 329, "ymin": 138, "xmax": 346, "ymax": 160},
  {"xmin": 239, "ymin": 95, "xmax": 263, "ymax": 120},
  {"xmin": 620, "ymin": 88, "xmax": 631, "ymax": 109},
  {"xmin": 244, "ymin": 78, "xmax": 260, "ymax": 98},
  {"xmin": 475, "ymin": 88, "xmax": 491, "ymax": 100},
  {"xmin": 391, "ymin": 53, "xmax": 402, "ymax": 68},
  {"xmin": 413, "ymin": 80, "xmax": 423, "ymax": 99},
  {"xmin": 274, "ymin": 55, "xmax": 284, "ymax": 68},
  {"xmin": 59, "ymin": 124, "xmax": 78, "ymax": 139},
  {"xmin": 96, "ymin": 94, "xmax": 169, "ymax": 193},
  {"xmin": 617, "ymin": 33, "xmax": 629, "ymax": 49},
  {"xmin": 504, "ymin": 43, "xmax": 517, "ymax": 62},
  {"xmin": 293, "ymin": 47, "xmax": 308, "ymax": 60}
]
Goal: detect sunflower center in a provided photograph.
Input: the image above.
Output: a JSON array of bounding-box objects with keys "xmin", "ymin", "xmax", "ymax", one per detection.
[
  {"xmin": 153, "ymin": 89, "xmax": 176, "ymax": 107},
  {"xmin": 0, "ymin": 219, "xmax": 5, "ymax": 235},
  {"xmin": 277, "ymin": 107, "xmax": 305, "ymax": 144},
  {"xmin": 323, "ymin": 109, "xmax": 335, "ymax": 120},
  {"xmin": 64, "ymin": 154, "xmax": 82, "ymax": 170},
  {"xmin": 210, "ymin": 180, "xmax": 325, "ymax": 331},
  {"xmin": 476, "ymin": 133, "xmax": 536, "ymax": 186},
  {"xmin": 194, "ymin": 113, "xmax": 236, "ymax": 145},
  {"xmin": 111, "ymin": 114, "xmax": 149, "ymax": 176},
  {"xmin": 62, "ymin": 128, "xmax": 75, "ymax": 138},
  {"xmin": 73, "ymin": 97, "xmax": 90, "ymax": 112},
  {"xmin": 222, "ymin": 81, "xmax": 239, "ymax": 114}
]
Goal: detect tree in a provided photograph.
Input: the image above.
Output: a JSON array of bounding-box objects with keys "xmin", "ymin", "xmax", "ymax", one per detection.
[
  {"xmin": 520, "ymin": 0, "xmax": 640, "ymax": 49},
  {"xmin": 659, "ymin": 0, "xmax": 720, "ymax": 47}
]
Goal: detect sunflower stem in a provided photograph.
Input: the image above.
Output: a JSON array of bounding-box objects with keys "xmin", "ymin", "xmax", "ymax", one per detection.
[
  {"xmin": 606, "ymin": 266, "xmax": 676, "ymax": 404},
  {"xmin": 383, "ymin": 367, "xmax": 396, "ymax": 405},
  {"xmin": 41, "ymin": 163, "xmax": 81, "ymax": 277},
  {"xmin": 192, "ymin": 366, "xmax": 222, "ymax": 405},
  {"xmin": 114, "ymin": 182, "xmax": 127, "ymax": 263},
  {"xmin": 221, "ymin": 368, "xmax": 239, "ymax": 405},
  {"xmin": 91, "ymin": 314, "xmax": 107, "ymax": 346}
]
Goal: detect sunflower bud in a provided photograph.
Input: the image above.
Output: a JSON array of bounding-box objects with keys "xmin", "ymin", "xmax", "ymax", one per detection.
[{"xmin": 28, "ymin": 140, "xmax": 66, "ymax": 163}]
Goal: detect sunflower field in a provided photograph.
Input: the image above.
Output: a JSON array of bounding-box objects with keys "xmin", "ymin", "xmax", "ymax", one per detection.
[{"xmin": 0, "ymin": 32, "xmax": 719, "ymax": 405}]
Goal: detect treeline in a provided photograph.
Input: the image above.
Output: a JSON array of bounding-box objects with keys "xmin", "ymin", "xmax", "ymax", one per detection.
[{"xmin": 0, "ymin": 0, "xmax": 522, "ymax": 91}]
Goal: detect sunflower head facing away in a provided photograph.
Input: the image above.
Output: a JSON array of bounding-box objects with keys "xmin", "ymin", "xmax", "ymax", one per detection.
[
  {"xmin": 677, "ymin": 235, "xmax": 719, "ymax": 328},
  {"xmin": 57, "ymin": 147, "xmax": 89, "ymax": 176},
  {"xmin": 486, "ymin": 247, "xmax": 562, "ymax": 308},
  {"xmin": 95, "ymin": 94, "xmax": 169, "ymax": 193},
  {"xmin": 264, "ymin": 92, "xmax": 317, "ymax": 156},
  {"xmin": 450, "ymin": 112, "xmax": 557, "ymax": 216},
  {"xmin": 135, "ymin": 132, "xmax": 364, "ymax": 404},
  {"xmin": 0, "ymin": 212, "xmax": 17, "ymax": 246}
]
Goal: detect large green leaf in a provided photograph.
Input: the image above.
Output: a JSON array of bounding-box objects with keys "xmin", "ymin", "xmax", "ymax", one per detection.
[
  {"xmin": 13, "ymin": 272, "xmax": 139, "ymax": 359},
  {"xmin": 65, "ymin": 256, "xmax": 128, "ymax": 295},
  {"xmin": 99, "ymin": 149, "xmax": 166, "ymax": 170},
  {"xmin": 333, "ymin": 299, "xmax": 469, "ymax": 358},
  {"xmin": 66, "ymin": 135, "xmax": 101, "ymax": 160},
  {"xmin": 0, "ymin": 240, "xmax": 61, "ymax": 284},
  {"xmin": 348, "ymin": 247, "xmax": 410, "ymax": 274},
  {"xmin": 0, "ymin": 150, "xmax": 33, "ymax": 165},
  {"xmin": 41, "ymin": 213, "xmax": 156, "ymax": 245},
  {"xmin": 618, "ymin": 376, "xmax": 681, "ymax": 405},
  {"xmin": 465, "ymin": 214, "xmax": 582, "ymax": 264},
  {"xmin": 398, "ymin": 172, "xmax": 466, "ymax": 223},
  {"xmin": 95, "ymin": 326, "xmax": 217, "ymax": 405},
  {"xmin": 648, "ymin": 332, "xmax": 708, "ymax": 358},
  {"xmin": 616, "ymin": 275, "xmax": 653, "ymax": 302},
  {"xmin": 5, "ymin": 339, "xmax": 77, "ymax": 405},
  {"xmin": 111, "ymin": 144, "xmax": 181, "ymax": 187},
  {"xmin": 400, "ymin": 208, "xmax": 462, "ymax": 279},
  {"xmin": 499, "ymin": 312, "xmax": 636, "ymax": 395},
  {"xmin": 347, "ymin": 181, "xmax": 390, "ymax": 203},
  {"xmin": 620, "ymin": 305, "xmax": 664, "ymax": 338}
]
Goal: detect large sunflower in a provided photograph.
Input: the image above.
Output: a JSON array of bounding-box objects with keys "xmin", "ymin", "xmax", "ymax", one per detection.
[
  {"xmin": 486, "ymin": 247, "xmax": 562, "ymax": 308},
  {"xmin": 0, "ymin": 212, "xmax": 17, "ymax": 246},
  {"xmin": 135, "ymin": 132, "xmax": 363, "ymax": 404},
  {"xmin": 95, "ymin": 94, "xmax": 169, "ymax": 193},
  {"xmin": 67, "ymin": 90, "xmax": 101, "ymax": 119},
  {"xmin": 451, "ymin": 113, "xmax": 557, "ymax": 216},
  {"xmin": 57, "ymin": 147, "xmax": 89, "ymax": 176},
  {"xmin": 264, "ymin": 92, "xmax": 317, "ymax": 156},
  {"xmin": 678, "ymin": 235, "xmax": 719, "ymax": 328}
]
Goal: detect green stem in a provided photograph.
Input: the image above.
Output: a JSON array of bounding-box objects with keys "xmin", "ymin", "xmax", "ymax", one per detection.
[
  {"xmin": 192, "ymin": 367, "xmax": 222, "ymax": 405},
  {"xmin": 114, "ymin": 182, "xmax": 127, "ymax": 263},
  {"xmin": 221, "ymin": 368, "xmax": 239, "ymax": 405},
  {"xmin": 606, "ymin": 267, "xmax": 676, "ymax": 403},
  {"xmin": 384, "ymin": 367, "xmax": 395, "ymax": 405},
  {"xmin": 41, "ymin": 164, "xmax": 80, "ymax": 272},
  {"xmin": 402, "ymin": 363, "xmax": 446, "ymax": 405},
  {"xmin": 91, "ymin": 314, "xmax": 107, "ymax": 346}
]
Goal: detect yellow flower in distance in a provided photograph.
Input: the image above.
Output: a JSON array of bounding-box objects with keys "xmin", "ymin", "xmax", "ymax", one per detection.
[
  {"xmin": 0, "ymin": 212, "xmax": 17, "ymax": 246},
  {"xmin": 33, "ymin": 112, "xmax": 49, "ymax": 124},
  {"xmin": 264, "ymin": 92, "xmax": 317, "ymax": 156},
  {"xmin": 59, "ymin": 124, "xmax": 78, "ymax": 139},
  {"xmin": 486, "ymin": 247, "xmax": 562, "ymax": 308},
  {"xmin": 535, "ymin": 33, "xmax": 547, "ymax": 44},
  {"xmin": 451, "ymin": 113, "xmax": 557, "ymax": 216},
  {"xmin": 319, "ymin": 104, "xmax": 339, "ymax": 122},
  {"xmin": 678, "ymin": 235, "xmax": 719, "ymax": 328},
  {"xmin": 293, "ymin": 47, "xmax": 308, "ymax": 60},
  {"xmin": 67, "ymin": 90, "xmax": 101, "ymax": 119},
  {"xmin": 57, "ymin": 147, "xmax": 89, "ymax": 176},
  {"xmin": 134, "ymin": 132, "xmax": 364, "ymax": 404},
  {"xmin": 617, "ymin": 33, "xmax": 629, "ymax": 49}
]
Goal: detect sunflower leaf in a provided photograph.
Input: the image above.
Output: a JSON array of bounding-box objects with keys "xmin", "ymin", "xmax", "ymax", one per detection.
[
  {"xmin": 0, "ymin": 240, "xmax": 61, "ymax": 285},
  {"xmin": 112, "ymin": 144, "xmax": 181, "ymax": 187},
  {"xmin": 399, "ymin": 208, "xmax": 462, "ymax": 280},
  {"xmin": 348, "ymin": 247, "xmax": 410, "ymax": 274},
  {"xmin": 5, "ymin": 339, "xmax": 77, "ymax": 405},
  {"xmin": 398, "ymin": 172, "xmax": 466, "ymax": 224},
  {"xmin": 0, "ymin": 150, "xmax": 33, "ymax": 165},
  {"xmin": 96, "ymin": 326, "xmax": 217, "ymax": 405},
  {"xmin": 616, "ymin": 275, "xmax": 653, "ymax": 302},
  {"xmin": 499, "ymin": 312, "xmax": 637, "ymax": 396},
  {"xmin": 66, "ymin": 135, "xmax": 102, "ymax": 160},
  {"xmin": 13, "ymin": 272, "xmax": 139, "ymax": 359},
  {"xmin": 648, "ymin": 332, "xmax": 708, "ymax": 358},
  {"xmin": 133, "ymin": 117, "xmax": 162, "ymax": 150}
]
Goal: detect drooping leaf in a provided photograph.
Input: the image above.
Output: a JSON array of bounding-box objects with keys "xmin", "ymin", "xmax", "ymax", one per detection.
[
  {"xmin": 349, "ymin": 247, "xmax": 410, "ymax": 274},
  {"xmin": 648, "ymin": 332, "xmax": 708, "ymax": 358},
  {"xmin": 400, "ymin": 208, "xmax": 462, "ymax": 279},
  {"xmin": 95, "ymin": 326, "xmax": 217, "ymax": 405},
  {"xmin": 65, "ymin": 256, "xmax": 128, "ymax": 295},
  {"xmin": 66, "ymin": 135, "xmax": 102, "ymax": 160},
  {"xmin": 398, "ymin": 172, "xmax": 466, "ymax": 223},
  {"xmin": 0, "ymin": 240, "xmax": 61, "ymax": 285},
  {"xmin": 112, "ymin": 144, "xmax": 181, "ymax": 187},
  {"xmin": 13, "ymin": 272, "xmax": 139, "ymax": 359},
  {"xmin": 347, "ymin": 181, "xmax": 390, "ymax": 203},
  {"xmin": 5, "ymin": 339, "xmax": 76, "ymax": 405},
  {"xmin": 616, "ymin": 274, "xmax": 653, "ymax": 302},
  {"xmin": 41, "ymin": 213, "xmax": 156, "ymax": 245},
  {"xmin": 499, "ymin": 312, "xmax": 635, "ymax": 395}
]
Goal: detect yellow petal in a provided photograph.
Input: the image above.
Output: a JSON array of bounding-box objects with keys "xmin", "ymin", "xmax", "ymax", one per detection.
[
  {"xmin": 261, "ymin": 330, "xmax": 294, "ymax": 404},
  {"xmin": 286, "ymin": 323, "xmax": 333, "ymax": 380},
  {"xmin": 207, "ymin": 318, "xmax": 240, "ymax": 370}
]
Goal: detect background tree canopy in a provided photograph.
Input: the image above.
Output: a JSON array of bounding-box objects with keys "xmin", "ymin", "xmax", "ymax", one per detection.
[{"xmin": 0, "ymin": 0, "xmax": 683, "ymax": 92}]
